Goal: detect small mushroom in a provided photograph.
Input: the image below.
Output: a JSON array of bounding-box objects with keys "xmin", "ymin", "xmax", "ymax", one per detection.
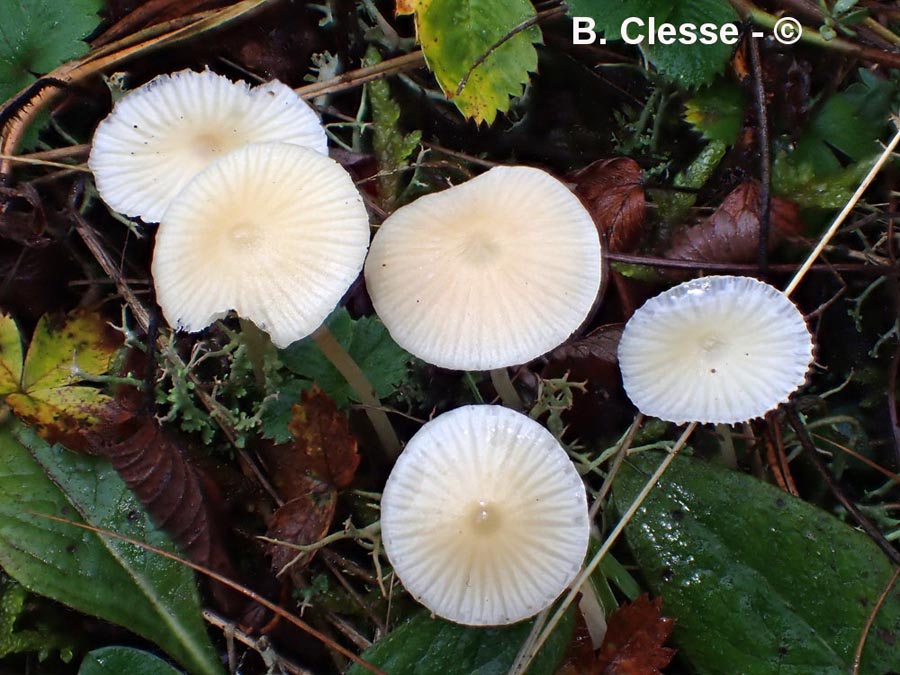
[
  {"xmin": 380, "ymin": 404, "xmax": 590, "ymax": 626},
  {"xmin": 151, "ymin": 142, "xmax": 369, "ymax": 348},
  {"xmin": 364, "ymin": 166, "xmax": 603, "ymax": 371},
  {"xmin": 617, "ymin": 275, "xmax": 814, "ymax": 425},
  {"xmin": 89, "ymin": 69, "xmax": 327, "ymax": 222}
]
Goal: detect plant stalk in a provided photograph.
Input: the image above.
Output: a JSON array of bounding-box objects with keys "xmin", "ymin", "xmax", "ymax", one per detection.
[
  {"xmin": 239, "ymin": 318, "xmax": 272, "ymax": 389},
  {"xmin": 313, "ymin": 325, "xmax": 401, "ymax": 460},
  {"xmin": 490, "ymin": 367, "xmax": 523, "ymax": 410}
]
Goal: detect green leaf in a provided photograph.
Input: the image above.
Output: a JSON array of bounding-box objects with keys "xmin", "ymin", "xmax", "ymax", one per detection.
[
  {"xmin": 346, "ymin": 610, "xmax": 574, "ymax": 675},
  {"xmin": 614, "ymin": 452, "xmax": 900, "ymax": 674},
  {"xmin": 0, "ymin": 0, "xmax": 103, "ymax": 103},
  {"xmin": 0, "ymin": 576, "xmax": 74, "ymax": 661},
  {"xmin": 569, "ymin": 0, "xmax": 738, "ymax": 87},
  {"xmin": 772, "ymin": 70, "xmax": 895, "ymax": 210},
  {"xmin": 0, "ymin": 422, "xmax": 223, "ymax": 675},
  {"xmin": 260, "ymin": 378, "xmax": 308, "ymax": 443},
  {"xmin": 80, "ymin": 647, "xmax": 184, "ymax": 675},
  {"xmin": 684, "ymin": 79, "xmax": 746, "ymax": 144},
  {"xmin": 279, "ymin": 309, "xmax": 410, "ymax": 406},
  {"xmin": 646, "ymin": 1, "xmax": 738, "ymax": 88},
  {"xmin": 414, "ymin": 0, "xmax": 541, "ymax": 123}
]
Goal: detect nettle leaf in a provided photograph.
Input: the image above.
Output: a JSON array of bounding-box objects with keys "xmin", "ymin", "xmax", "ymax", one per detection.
[
  {"xmin": 0, "ymin": 0, "xmax": 103, "ymax": 103},
  {"xmin": 615, "ymin": 452, "xmax": 900, "ymax": 674},
  {"xmin": 0, "ymin": 311, "xmax": 121, "ymax": 448},
  {"xmin": 80, "ymin": 647, "xmax": 184, "ymax": 675},
  {"xmin": 411, "ymin": 0, "xmax": 541, "ymax": 123},
  {"xmin": 569, "ymin": 0, "xmax": 738, "ymax": 87},
  {"xmin": 279, "ymin": 308, "xmax": 410, "ymax": 407},
  {"xmin": 0, "ymin": 422, "xmax": 223, "ymax": 675},
  {"xmin": 347, "ymin": 610, "xmax": 574, "ymax": 675}
]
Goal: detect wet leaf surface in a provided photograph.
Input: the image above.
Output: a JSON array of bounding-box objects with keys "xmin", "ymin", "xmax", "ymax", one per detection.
[
  {"xmin": 0, "ymin": 422, "xmax": 222, "ymax": 675},
  {"xmin": 596, "ymin": 595, "xmax": 676, "ymax": 675},
  {"xmin": 615, "ymin": 453, "xmax": 900, "ymax": 674}
]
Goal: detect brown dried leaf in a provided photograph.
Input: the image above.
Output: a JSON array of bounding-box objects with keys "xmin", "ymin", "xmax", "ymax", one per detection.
[
  {"xmin": 266, "ymin": 476, "xmax": 337, "ymax": 576},
  {"xmin": 571, "ymin": 158, "xmax": 645, "ymax": 253},
  {"xmin": 285, "ymin": 388, "xmax": 360, "ymax": 491},
  {"xmin": 667, "ymin": 180, "xmax": 801, "ymax": 264},
  {"xmin": 86, "ymin": 413, "xmax": 244, "ymax": 611},
  {"xmin": 597, "ymin": 595, "xmax": 676, "ymax": 675}
]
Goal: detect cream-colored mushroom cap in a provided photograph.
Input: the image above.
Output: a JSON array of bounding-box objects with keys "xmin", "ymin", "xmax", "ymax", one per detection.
[
  {"xmin": 365, "ymin": 166, "xmax": 602, "ymax": 370},
  {"xmin": 381, "ymin": 404, "xmax": 590, "ymax": 626},
  {"xmin": 151, "ymin": 142, "xmax": 369, "ymax": 349},
  {"xmin": 618, "ymin": 275, "xmax": 813, "ymax": 425},
  {"xmin": 89, "ymin": 69, "xmax": 328, "ymax": 222}
]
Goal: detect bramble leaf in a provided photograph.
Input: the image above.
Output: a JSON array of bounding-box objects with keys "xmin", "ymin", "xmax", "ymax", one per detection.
[
  {"xmin": 568, "ymin": 0, "xmax": 738, "ymax": 87},
  {"xmin": 412, "ymin": 0, "xmax": 541, "ymax": 123}
]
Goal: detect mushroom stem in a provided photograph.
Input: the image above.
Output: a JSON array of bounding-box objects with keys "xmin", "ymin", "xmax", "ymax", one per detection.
[
  {"xmin": 312, "ymin": 325, "xmax": 401, "ymax": 460},
  {"xmin": 511, "ymin": 421, "xmax": 699, "ymax": 675},
  {"xmin": 490, "ymin": 367, "xmax": 524, "ymax": 411},
  {"xmin": 239, "ymin": 318, "xmax": 273, "ymax": 389}
]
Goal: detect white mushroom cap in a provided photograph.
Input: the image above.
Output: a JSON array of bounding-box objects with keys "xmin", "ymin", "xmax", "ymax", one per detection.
[
  {"xmin": 89, "ymin": 69, "xmax": 328, "ymax": 222},
  {"xmin": 151, "ymin": 142, "xmax": 369, "ymax": 349},
  {"xmin": 618, "ymin": 275, "xmax": 813, "ymax": 425},
  {"xmin": 364, "ymin": 166, "xmax": 603, "ymax": 370},
  {"xmin": 381, "ymin": 404, "xmax": 590, "ymax": 626}
]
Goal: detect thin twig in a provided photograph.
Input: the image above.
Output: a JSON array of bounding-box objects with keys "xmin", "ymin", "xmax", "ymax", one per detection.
[
  {"xmin": 604, "ymin": 252, "xmax": 899, "ymax": 275},
  {"xmin": 784, "ymin": 125, "xmax": 900, "ymax": 296},
  {"xmin": 747, "ymin": 30, "xmax": 771, "ymax": 277},
  {"xmin": 588, "ymin": 414, "xmax": 644, "ymax": 520},
  {"xmin": 510, "ymin": 422, "xmax": 698, "ymax": 675},
  {"xmin": 295, "ymin": 52, "xmax": 426, "ymax": 100},
  {"xmin": 851, "ymin": 566, "xmax": 900, "ymax": 675},
  {"xmin": 785, "ymin": 406, "xmax": 900, "ymax": 566},
  {"xmin": 204, "ymin": 609, "xmax": 314, "ymax": 675},
  {"xmin": 30, "ymin": 512, "xmax": 387, "ymax": 675}
]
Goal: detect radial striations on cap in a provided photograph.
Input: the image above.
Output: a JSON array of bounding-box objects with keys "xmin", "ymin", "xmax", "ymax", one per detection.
[
  {"xmin": 151, "ymin": 142, "xmax": 369, "ymax": 348},
  {"xmin": 618, "ymin": 275, "xmax": 814, "ymax": 425},
  {"xmin": 380, "ymin": 405, "xmax": 590, "ymax": 626},
  {"xmin": 89, "ymin": 69, "xmax": 328, "ymax": 222},
  {"xmin": 365, "ymin": 166, "xmax": 603, "ymax": 371}
]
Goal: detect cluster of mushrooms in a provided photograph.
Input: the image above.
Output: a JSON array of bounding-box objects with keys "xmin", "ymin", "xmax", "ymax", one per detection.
[{"xmin": 88, "ymin": 69, "xmax": 814, "ymax": 627}]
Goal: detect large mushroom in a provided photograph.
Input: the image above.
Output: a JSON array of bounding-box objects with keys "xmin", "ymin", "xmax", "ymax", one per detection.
[
  {"xmin": 380, "ymin": 404, "xmax": 590, "ymax": 626},
  {"xmin": 151, "ymin": 141, "xmax": 369, "ymax": 349},
  {"xmin": 89, "ymin": 69, "xmax": 328, "ymax": 222},
  {"xmin": 364, "ymin": 166, "xmax": 603, "ymax": 379}
]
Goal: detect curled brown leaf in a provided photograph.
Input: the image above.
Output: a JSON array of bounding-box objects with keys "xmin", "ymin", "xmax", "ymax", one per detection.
[{"xmin": 571, "ymin": 158, "xmax": 646, "ymax": 253}]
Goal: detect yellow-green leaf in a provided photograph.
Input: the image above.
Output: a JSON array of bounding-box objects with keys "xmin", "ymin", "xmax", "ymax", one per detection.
[
  {"xmin": 21, "ymin": 311, "xmax": 119, "ymax": 391},
  {"xmin": 0, "ymin": 314, "xmax": 22, "ymax": 396},
  {"xmin": 415, "ymin": 0, "xmax": 541, "ymax": 123},
  {"xmin": 0, "ymin": 311, "xmax": 120, "ymax": 445}
]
